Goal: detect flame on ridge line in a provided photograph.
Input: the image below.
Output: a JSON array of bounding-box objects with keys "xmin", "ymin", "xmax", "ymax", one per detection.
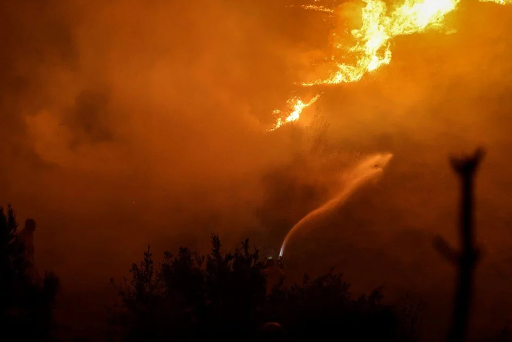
[{"xmin": 270, "ymin": 0, "xmax": 511, "ymax": 131}]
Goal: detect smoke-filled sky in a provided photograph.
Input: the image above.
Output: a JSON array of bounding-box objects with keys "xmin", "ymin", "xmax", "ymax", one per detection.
[
  {"xmin": 2, "ymin": 0, "xmax": 512, "ymax": 338},
  {"xmin": 1, "ymin": 0, "xmax": 310, "ymax": 281}
]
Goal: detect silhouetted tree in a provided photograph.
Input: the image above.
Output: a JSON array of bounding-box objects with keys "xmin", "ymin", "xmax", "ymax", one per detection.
[
  {"xmin": 265, "ymin": 270, "xmax": 413, "ymax": 342},
  {"xmin": 109, "ymin": 234, "xmax": 267, "ymax": 342},
  {"xmin": 110, "ymin": 234, "xmax": 420, "ymax": 342},
  {"xmin": 0, "ymin": 205, "xmax": 60, "ymax": 341}
]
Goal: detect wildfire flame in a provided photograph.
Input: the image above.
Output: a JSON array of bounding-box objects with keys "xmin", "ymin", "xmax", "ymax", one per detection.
[
  {"xmin": 270, "ymin": 94, "xmax": 321, "ymax": 131},
  {"xmin": 300, "ymin": 4, "xmax": 335, "ymax": 13},
  {"xmin": 481, "ymin": 0, "xmax": 512, "ymax": 4},
  {"xmin": 270, "ymin": 0, "xmax": 511, "ymax": 130},
  {"xmin": 304, "ymin": 0, "xmax": 460, "ymax": 86}
]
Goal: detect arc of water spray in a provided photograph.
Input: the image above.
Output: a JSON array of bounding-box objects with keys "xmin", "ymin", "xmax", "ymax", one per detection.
[{"xmin": 279, "ymin": 153, "xmax": 394, "ymax": 258}]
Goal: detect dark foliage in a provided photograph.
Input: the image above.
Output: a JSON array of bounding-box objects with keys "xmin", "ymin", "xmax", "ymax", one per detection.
[
  {"xmin": 109, "ymin": 234, "xmax": 420, "ymax": 342},
  {"xmin": 0, "ymin": 205, "xmax": 60, "ymax": 341},
  {"xmin": 266, "ymin": 271, "xmax": 419, "ymax": 342},
  {"xmin": 109, "ymin": 234, "xmax": 267, "ymax": 342}
]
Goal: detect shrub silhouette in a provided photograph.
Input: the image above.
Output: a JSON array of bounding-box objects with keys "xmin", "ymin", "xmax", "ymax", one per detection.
[
  {"xmin": 0, "ymin": 205, "xmax": 60, "ymax": 341},
  {"xmin": 266, "ymin": 271, "xmax": 415, "ymax": 342},
  {"xmin": 110, "ymin": 234, "xmax": 420, "ymax": 342},
  {"xmin": 109, "ymin": 234, "xmax": 267, "ymax": 341}
]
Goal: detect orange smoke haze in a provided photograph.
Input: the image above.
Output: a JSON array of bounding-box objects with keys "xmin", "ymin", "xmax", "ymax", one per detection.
[
  {"xmin": 1, "ymin": 0, "xmax": 309, "ymax": 286},
  {"xmin": 2, "ymin": 1, "xmax": 512, "ymax": 339}
]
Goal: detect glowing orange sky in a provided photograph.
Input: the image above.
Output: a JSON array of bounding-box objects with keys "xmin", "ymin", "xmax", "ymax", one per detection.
[{"xmin": 2, "ymin": 1, "xmax": 512, "ymax": 339}]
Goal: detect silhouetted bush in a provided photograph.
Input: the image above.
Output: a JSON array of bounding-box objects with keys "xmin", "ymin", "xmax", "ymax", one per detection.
[
  {"xmin": 265, "ymin": 271, "xmax": 421, "ymax": 342},
  {"xmin": 0, "ymin": 205, "xmax": 60, "ymax": 341},
  {"xmin": 109, "ymin": 234, "xmax": 420, "ymax": 342},
  {"xmin": 109, "ymin": 234, "xmax": 266, "ymax": 341}
]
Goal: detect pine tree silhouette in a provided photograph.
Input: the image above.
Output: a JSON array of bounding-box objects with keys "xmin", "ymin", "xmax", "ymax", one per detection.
[
  {"xmin": 111, "ymin": 234, "xmax": 421, "ymax": 342},
  {"xmin": 0, "ymin": 205, "xmax": 60, "ymax": 341}
]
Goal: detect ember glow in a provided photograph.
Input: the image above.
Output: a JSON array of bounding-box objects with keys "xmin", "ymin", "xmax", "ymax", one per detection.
[{"xmin": 271, "ymin": 0, "xmax": 512, "ymax": 130}]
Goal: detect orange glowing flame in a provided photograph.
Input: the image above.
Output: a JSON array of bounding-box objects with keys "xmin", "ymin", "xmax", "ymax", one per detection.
[
  {"xmin": 305, "ymin": 0, "xmax": 460, "ymax": 86},
  {"xmin": 300, "ymin": 4, "xmax": 335, "ymax": 13},
  {"xmin": 271, "ymin": 95, "xmax": 321, "ymax": 131},
  {"xmin": 270, "ymin": 0, "xmax": 511, "ymax": 130},
  {"xmin": 480, "ymin": 0, "xmax": 512, "ymax": 4}
]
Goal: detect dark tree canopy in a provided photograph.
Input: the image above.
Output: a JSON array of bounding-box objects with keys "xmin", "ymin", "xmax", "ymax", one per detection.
[
  {"xmin": 109, "ymin": 234, "xmax": 421, "ymax": 342},
  {"xmin": 0, "ymin": 205, "xmax": 60, "ymax": 341}
]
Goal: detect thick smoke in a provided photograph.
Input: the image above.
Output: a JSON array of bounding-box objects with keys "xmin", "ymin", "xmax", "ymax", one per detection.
[
  {"xmin": 0, "ymin": 0, "xmax": 318, "ymax": 287},
  {"xmin": 2, "ymin": 1, "xmax": 512, "ymax": 339}
]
